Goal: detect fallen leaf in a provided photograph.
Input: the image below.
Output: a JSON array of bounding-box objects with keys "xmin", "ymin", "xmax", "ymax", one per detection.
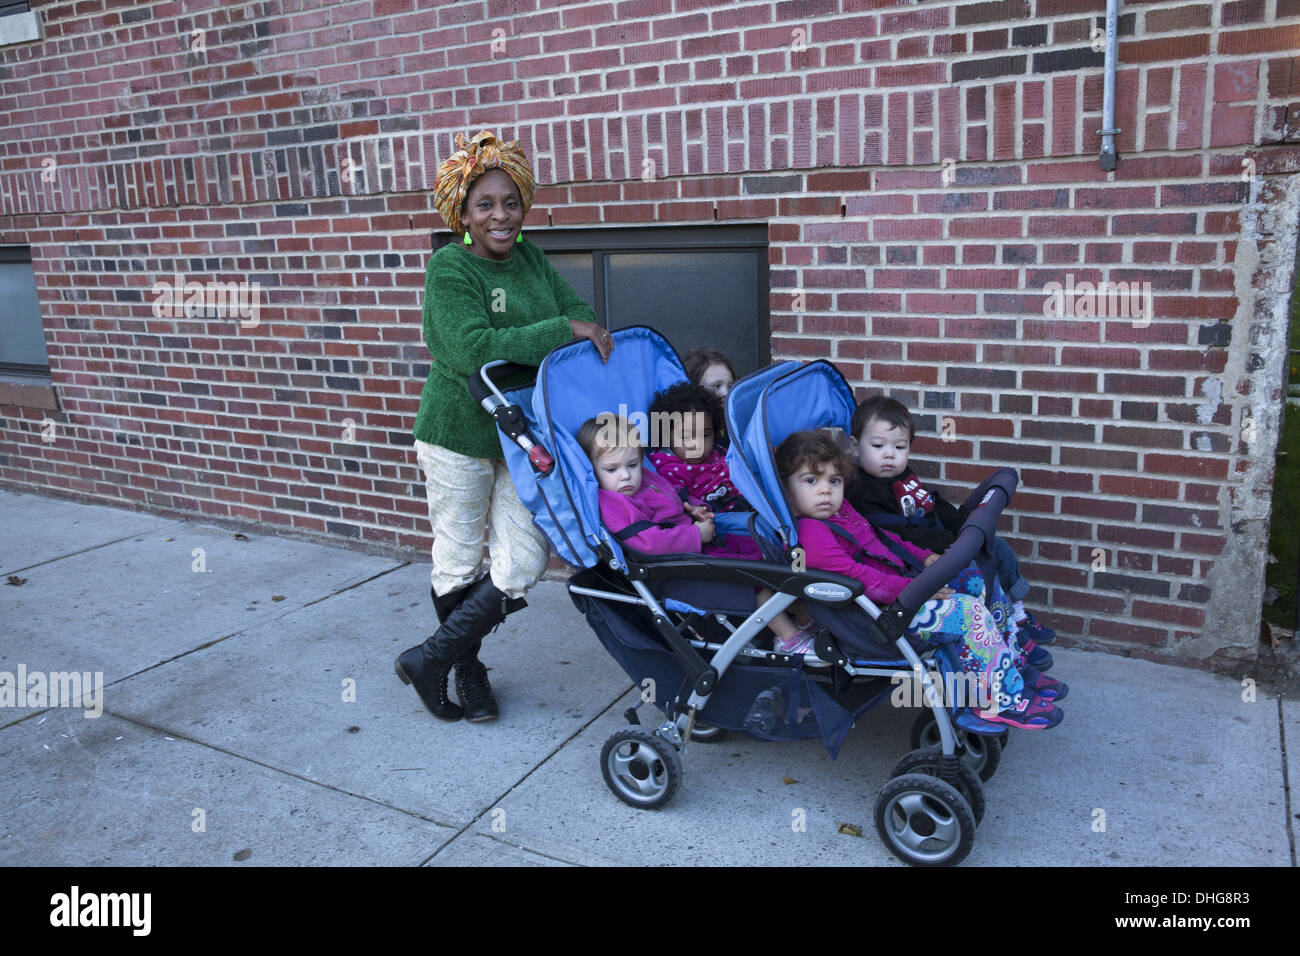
[
  {"xmin": 232, "ymin": 848, "xmax": 253, "ymax": 861},
  {"xmin": 783, "ymin": 777, "xmax": 798, "ymax": 785},
  {"xmin": 271, "ymin": 595, "xmax": 286, "ymax": 602},
  {"xmin": 837, "ymin": 823, "xmax": 863, "ymax": 838},
  {"xmin": 6, "ymin": 575, "xmax": 27, "ymax": 586},
  {"xmin": 164, "ymin": 537, "xmax": 174, "ymax": 542},
  {"xmin": 346, "ymin": 726, "xmax": 360, "ymax": 734},
  {"xmin": 233, "ymin": 533, "xmax": 248, "ymax": 541}
]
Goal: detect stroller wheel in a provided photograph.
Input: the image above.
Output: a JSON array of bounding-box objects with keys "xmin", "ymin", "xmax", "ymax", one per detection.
[
  {"xmin": 888, "ymin": 748, "xmax": 986, "ymax": 825},
  {"xmin": 910, "ymin": 712, "xmax": 1005, "ymax": 782},
  {"xmin": 874, "ymin": 774, "xmax": 976, "ymax": 867},
  {"xmin": 689, "ymin": 722, "xmax": 725, "ymax": 743},
  {"xmin": 600, "ymin": 728, "xmax": 682, "ymax": 809}
]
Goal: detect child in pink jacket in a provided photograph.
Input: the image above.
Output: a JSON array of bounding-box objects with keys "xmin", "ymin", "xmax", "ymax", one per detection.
[
  {"xmin": 775, "ymin": 429, "xmax": 1062, "ymax": 730},
  {"xmin": 578, "ymin": 412, "xmax": 816, "ymax": 652}
]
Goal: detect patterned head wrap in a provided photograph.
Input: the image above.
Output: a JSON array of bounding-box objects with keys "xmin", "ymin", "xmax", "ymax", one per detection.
[{"xmin": 432, "ymin": 130, "xmax": 536, "ymax": 236}]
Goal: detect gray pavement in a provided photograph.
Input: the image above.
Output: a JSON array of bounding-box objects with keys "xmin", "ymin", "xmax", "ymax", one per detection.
[{"xmin": 1, "ymin": 487, "xmax": 1294, "ymax": 866}]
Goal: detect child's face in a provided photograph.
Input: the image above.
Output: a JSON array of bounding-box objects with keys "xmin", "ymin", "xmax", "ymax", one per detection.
[
  {"xmin": 669, "ymin": 412, "xmax": 714, "ymax": 464},
  {"xmin": 785, "ymin": 461, "xmax": 844, "ymax": 519},
  {"xmin": 699, "ymin": 363, "xmax": 734, "ymax": 399},
  {"xmin": 593, "ymin": 445, "xmax": 643, "ymax": 496},
  {"xmin": 853, "ymin": 417, "xmax": 911, "ymax": 479}
]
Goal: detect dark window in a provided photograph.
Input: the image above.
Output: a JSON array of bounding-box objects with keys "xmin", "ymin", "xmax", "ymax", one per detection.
[
  {"xmin": 0, "ymin": 246, "xmax": 49, "ymax": 374},
  {"xmin": 433, "ymin": 225, "xmax": 771, "ymax": 377},
  {"xmin": 0, "ymin": 2, "xmax": 32, "ymax": 16}
]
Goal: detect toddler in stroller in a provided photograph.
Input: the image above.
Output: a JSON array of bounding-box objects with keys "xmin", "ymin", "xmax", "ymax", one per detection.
[
  {"xmin": 776, "ymin": 429, "xmax": 1064, "ymax": 730},
  {"xmin": 576, "ymin": 410, "xmax": 820, "ymax": 653}
]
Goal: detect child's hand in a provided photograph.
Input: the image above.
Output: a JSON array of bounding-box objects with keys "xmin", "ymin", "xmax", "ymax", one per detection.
[
  {"xmin": 924, "ymin": 553, "xmax": 941, "ymax": 567},
  {"xmin": 685, "ymin": 503, "xmax": 711, "ymax": 521},
  {"xmin": 696, "ymin": 516, "xmax": 716, "ymax": 543},
  {"xmin": 933, "ymin": 586, "xmax": 955, "ymax": 599}
]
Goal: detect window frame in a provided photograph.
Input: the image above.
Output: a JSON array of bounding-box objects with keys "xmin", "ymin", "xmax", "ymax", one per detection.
[{"xmin": 0, "ymin": 244, "xmax": 50, "ymax": 376}]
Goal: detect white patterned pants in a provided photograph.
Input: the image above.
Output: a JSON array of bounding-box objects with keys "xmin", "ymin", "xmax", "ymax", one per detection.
[{"xmin": 415, "ymin": 440, "xmax": 551, "ymax": 600}]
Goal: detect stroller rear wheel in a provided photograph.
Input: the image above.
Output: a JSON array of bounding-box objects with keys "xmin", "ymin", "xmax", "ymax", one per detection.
[
  {"xmin": 874, "ymin": 774, "xmax": 977, "ymax": 867},
  {"xmin": 910, "ymin": 711, "xmax": 1005, "ymax": 782},
  {"xmin": 600, "ymin": 728, "xmax": 682, "ymax": 809},
  {"xmin": 889, "ymin": 748, "xmax": 986, "ymax": 825}
]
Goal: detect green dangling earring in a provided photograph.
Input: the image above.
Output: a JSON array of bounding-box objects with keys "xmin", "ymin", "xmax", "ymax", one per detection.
[
  {"xmin": 463, "ymin": 232, "xmax": 472, "ymax": 245},
  {"xmin": 515, "ymin": 232, "xmax": 523, "ymax": 243}
]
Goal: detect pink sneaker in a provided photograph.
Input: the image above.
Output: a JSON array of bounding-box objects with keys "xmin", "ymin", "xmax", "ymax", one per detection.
[
  {"xmin": 773, "ymin": 626, "xmax": 816, "ymax": 655},
  {"xmin": 984, "ymin": 694, "xmax": 1064, "ymax": 730}
]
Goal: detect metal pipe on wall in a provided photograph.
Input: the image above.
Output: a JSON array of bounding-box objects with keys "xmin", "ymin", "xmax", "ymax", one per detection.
[{"xmin": 1099, "ymin": 0, "xmax": 1120, "ymax": 171}]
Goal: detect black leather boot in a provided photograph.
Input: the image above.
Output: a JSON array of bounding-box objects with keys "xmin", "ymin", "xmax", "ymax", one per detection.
[
  {"xmin": 454, "ymin": 641, "xmax": 498, "ymax": 722},
  {"xmin": 454, "ymin": 589, "xmax": 528, "ymax": 722},
  {"xmin": 394, "ymin": 577, "xmax": 517, "ymax": 721},
  {"xmin": 432, "ymin": 581, "xmax": 474, "ymax": 625}
]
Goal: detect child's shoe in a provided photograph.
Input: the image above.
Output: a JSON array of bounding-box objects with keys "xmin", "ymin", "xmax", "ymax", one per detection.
[
  {"xmin": 1018, "ymin": 611, "xmax": 1057, "ymax": 645},
  {"xmin": 954, "ymin": 708, "xmax": 1006, "ymax": 735},
  {"xmin": 1019, "ymin": 664, "xmax": 1067, "ymax": 701},
  {"xmin": 744, "ymin": 687, "xmax": 785, "ymax": 735},
  {"xmin": 985, "ymin": 695, "xmax": 1063, "ymax": 730},
  {"xmin": 773, "ymin": 626, "xmax": 817, "ymax": 656},
  {"xmin": 1020, "ymin": 635, "xmax": 1053, "ymax": 672}
]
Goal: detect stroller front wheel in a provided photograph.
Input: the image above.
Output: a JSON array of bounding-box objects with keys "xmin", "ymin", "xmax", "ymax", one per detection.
[
  {"xmin": 889, "ymin": 748, "xmax": 986, "ymax": 825},
  {"xmin": 600, "ymin": 728, "xmax": 683, "ymax": 809},
  {"xmin": 874, "ymin": 774, "xmax": 977, "ymax": 867}
]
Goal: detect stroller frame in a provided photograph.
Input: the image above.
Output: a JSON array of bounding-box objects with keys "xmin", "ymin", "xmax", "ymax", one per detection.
[{"xmin": 472, "ymin": 326, "xmax": 1019, "ymax": 865}]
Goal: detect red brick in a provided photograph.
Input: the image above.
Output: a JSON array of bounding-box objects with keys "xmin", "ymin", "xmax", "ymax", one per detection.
[
  {"xmin": 870, "ymin": 363, "xmax": 939, "ymax": 384},
  {"xmin": 1053, "ymin": 588, "xmax": 1128, "ymax": 615},
  {"xmin": 1022, "ymin": 370, "xmax": 1098, "ymax": 391},
  {"xmin": 1179, "ymin": 532, "xmax": 1227, "ymax": 555},
  {"xmin": 1099, "ymin": 475, "xmax": 1180, "ymax": 498},
  {"xmin": 1145, "ymin": 5, "xmax": 1211, "ymax": 31},
  {"xmin": 1133, "ymin": 600, "xmax": 1206, "ymax": 627},
  {"xmin": 1120, "ymin": 34, "xmax": 1209, "ymax": 63},
  {"xmin": 1089, "ymin": 618, "xmax": 1169, "ymax": 646},
  {"xmin": 1220, "ymin": 26, "xmax": 1300, "ymax": 56}
]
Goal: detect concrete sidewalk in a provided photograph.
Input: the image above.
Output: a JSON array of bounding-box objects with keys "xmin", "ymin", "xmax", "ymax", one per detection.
[{"xmin": 0, "ymin": 487, "xmax": 1294, "ymax": 867}]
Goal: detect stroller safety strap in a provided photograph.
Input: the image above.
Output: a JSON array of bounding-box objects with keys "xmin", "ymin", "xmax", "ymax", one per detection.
[
  {"xmin": 612, "ymin": 519, "xmax": 684, "ymax": 542},
  {"xmin": 813, "ymin": 518, "xmax": 926, "ymax": 575}
]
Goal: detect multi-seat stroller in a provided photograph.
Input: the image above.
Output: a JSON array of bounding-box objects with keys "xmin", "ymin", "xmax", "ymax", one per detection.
[{"xmin": 470, "ymin": 326, "xmax": 1021, "ymax": 866}]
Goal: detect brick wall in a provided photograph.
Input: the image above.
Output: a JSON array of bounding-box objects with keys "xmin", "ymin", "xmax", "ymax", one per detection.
[{"xmin": 1, "ymin": 0, "xmax": 1298, "ymax": 666}]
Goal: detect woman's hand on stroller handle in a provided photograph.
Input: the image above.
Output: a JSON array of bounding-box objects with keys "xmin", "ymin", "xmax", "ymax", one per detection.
[{"xmin": 570, "ymin": 319, "xmax": 613, "ymax": 362}]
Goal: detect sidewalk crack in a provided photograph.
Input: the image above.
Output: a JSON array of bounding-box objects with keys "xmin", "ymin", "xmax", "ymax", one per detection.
[
  {"xmin": 420, "ymin": 685, "xmax": 635, "ymax": 867},
  {"xmin": 1, "ymin": 519, "xmax": 187, "ymax": 575}
]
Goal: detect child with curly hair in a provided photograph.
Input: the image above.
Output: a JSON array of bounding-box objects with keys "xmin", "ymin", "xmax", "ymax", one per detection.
[{"xmin": 776, "ymin": 430, "xmax": 1063, "ymax": 729}]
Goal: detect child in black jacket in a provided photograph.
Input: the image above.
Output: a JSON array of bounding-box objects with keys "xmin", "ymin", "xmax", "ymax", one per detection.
[{"xmin": 845, "ymin": 396, "xmax": 1058, "ymax": 668}]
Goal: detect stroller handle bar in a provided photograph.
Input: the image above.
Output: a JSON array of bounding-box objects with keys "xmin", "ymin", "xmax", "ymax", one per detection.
[
  {"xmin": 877, "ymin": 467, "xmax": 1019, "ymax": 640},
  {"xmin": 468, "ymin": 360, "xmax": 555, "ymax": 474}
]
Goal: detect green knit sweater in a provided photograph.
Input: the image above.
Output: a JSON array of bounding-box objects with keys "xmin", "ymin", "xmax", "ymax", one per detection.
[{"xmin": 413, "ymin": 237, "xmax": 596, "ymax": 459}]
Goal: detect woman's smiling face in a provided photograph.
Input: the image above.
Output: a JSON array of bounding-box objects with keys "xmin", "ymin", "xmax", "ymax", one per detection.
[{"xmin": 462, "ymin": 169, "xmax": 523, "ymax": 260}]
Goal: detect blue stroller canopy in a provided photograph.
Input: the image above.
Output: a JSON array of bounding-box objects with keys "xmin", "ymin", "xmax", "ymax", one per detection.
[
  {"xmin": 725, "ymin": 360, "xmax": 858, "ymax": 550},
  {"xmin": 495, "ymin": 326, "xmax": 689, "ymax": 568}
]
